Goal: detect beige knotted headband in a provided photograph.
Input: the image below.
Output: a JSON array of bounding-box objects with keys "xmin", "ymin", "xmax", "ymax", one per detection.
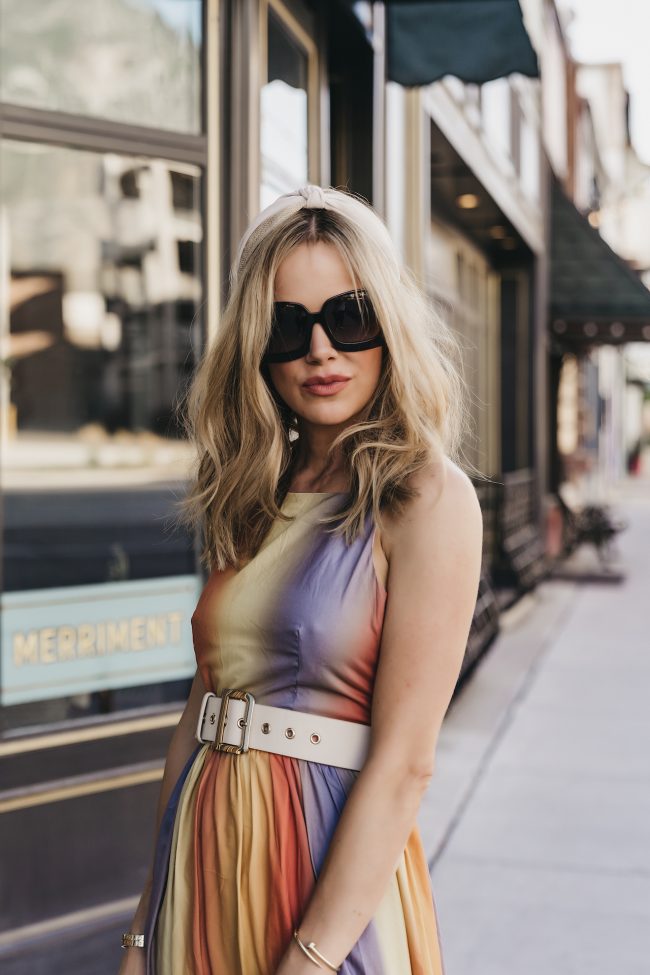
[
  {"xmin": 232, "ymin": 182, "xmax": 402, "ymax": 285},
  {"xmin": 233, "ymin": 184, "xmax": 330, "ymax": 280}
]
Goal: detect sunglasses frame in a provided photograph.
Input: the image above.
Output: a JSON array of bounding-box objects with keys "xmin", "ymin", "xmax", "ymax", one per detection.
[{"xmin": 261, "ymin": 289, "xmax": 385, "ymax": 363}]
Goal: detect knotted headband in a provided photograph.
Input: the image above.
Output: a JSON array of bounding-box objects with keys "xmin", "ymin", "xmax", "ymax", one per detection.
[
  {"xmin": 232, "ymin": 182, "xmax": 402, "ymax": 285},
  {"xmin": 233, "ymin": 184, "xmax": 330, "ymax": 280}
]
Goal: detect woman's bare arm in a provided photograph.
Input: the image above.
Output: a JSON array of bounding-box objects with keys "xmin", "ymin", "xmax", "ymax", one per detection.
[
  {"xmin": 123, "ymin": 666, "xmax": 207, "ymax": 935},
  {"xmin": 276, "ymin": 458, "xmax": 483, "ymax": 974}
]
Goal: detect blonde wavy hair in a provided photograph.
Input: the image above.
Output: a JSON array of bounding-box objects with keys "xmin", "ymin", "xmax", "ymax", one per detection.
[{"xmin": 175, "ymin": 185, "xmax": 479, "ymax": 572}]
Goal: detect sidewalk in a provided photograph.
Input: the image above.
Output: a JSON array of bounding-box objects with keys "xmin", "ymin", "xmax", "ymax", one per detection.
[{"xmin": 419, "ymin": 474, "xmax": 650, "ymax": 975}]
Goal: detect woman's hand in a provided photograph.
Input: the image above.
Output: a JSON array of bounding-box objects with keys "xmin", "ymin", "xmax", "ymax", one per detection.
[{"xmin": 116, "ymin": 947, "xmax": 146, "ymax": 975}]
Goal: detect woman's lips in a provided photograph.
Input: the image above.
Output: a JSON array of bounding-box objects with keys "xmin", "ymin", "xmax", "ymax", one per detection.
[{"xmin": 302, "ymin": 378, "xmax": 350, "ymax": 396}]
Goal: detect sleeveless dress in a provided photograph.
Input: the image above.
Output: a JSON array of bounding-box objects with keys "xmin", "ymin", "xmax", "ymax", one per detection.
[{"xmin": 143, "ymin": 491, "xmax": 446, "ymax": 975}]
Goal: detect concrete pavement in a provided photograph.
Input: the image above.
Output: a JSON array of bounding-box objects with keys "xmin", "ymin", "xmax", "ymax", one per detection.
[{"xmin": 419, "ymin": 474, "xmax": 650, "ymax": 975}]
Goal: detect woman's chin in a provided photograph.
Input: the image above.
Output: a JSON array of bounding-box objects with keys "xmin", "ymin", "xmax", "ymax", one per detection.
[{"xmin": 295, "ymin": 402, "xmax": 361, "ymax": 427}]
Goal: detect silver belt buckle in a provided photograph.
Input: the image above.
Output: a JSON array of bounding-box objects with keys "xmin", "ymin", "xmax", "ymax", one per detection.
[{"xmin": 212, "ymin": 688, "xmax": 255, "ymax": 754}]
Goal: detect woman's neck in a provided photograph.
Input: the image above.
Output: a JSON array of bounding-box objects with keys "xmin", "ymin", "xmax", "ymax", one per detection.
[{"xmin": 289, "ymin": 431, "xmax": 349, "ymax": 493}]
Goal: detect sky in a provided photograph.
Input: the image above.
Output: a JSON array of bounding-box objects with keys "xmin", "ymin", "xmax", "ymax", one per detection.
[{"xmin": 562, "ymin": 0, "xmax": 650, "ymax": 164}]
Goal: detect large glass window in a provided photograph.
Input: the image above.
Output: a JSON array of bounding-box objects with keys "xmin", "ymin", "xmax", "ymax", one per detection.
[
  {"xmin": 260, "ymin": 6, "xmax": 312, "ymax": 208},
  {"xmin": 1, "ymin": 140, "xmax": 202, "ymax": 510},
  {"xmin": 0, "ymin": 140, "xmax": 203, "ymax": 728},
  {"xmin": 0, "ymin": 0, "xmax": 203, "ymax": 133}
]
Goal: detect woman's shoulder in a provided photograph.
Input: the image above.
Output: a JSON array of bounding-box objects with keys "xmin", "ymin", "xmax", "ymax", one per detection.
[{"xmin": 379, "ymin": 455, "xmax": 482, "ymax": 562}]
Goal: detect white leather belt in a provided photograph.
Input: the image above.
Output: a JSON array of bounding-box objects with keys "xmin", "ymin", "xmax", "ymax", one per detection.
[{"xmin": 195, "ymin": 689, "xmax": 371, "ymax": 771}]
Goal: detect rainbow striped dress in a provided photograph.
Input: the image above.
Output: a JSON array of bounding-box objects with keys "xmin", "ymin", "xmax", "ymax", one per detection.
[{"xmin": 144, "ymin": 491, "xmax": 446, "ymax": 974}]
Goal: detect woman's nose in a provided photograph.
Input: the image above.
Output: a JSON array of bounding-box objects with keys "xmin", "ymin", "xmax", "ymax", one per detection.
[{"xmin": 307, "ymin": 321, "xmax": 336, "ymax": 358}]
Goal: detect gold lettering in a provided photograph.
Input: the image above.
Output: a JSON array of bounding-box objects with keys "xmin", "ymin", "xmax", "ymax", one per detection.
[
  {"xmin": 13, "ymin": 631, "xmax": 38, "ymax": 667},
  {"xmin": 40, "ymin": 627, "xmax": 57, "ymax": 664},
  {"xmin": 107, "ymin": 621, "xmax": 129, "ymax": 652},
  {"xmin": 146, "ymin": 615, "xmax": 167, "ymax": 648},
  {"xmin": 58, "ymin": 626, "xmax": 76, "ymax": 661},
  {"xmin": 77, "ymin": 624, "xmax": 96, "ymax": 657},
  {"xmin": 9, "ymin": 609, "xmax": 189, "ymax": 667},
  {"xmin": 130, "ymin": 617, "xmax": 145, "ymax": 651},
  {"xmin": 96, "ymin": 621, "xmax": 106, "ymax": 656},
  {"xmin": 167, "ymin": 612, "xmax": 183, "ymax": 644}
]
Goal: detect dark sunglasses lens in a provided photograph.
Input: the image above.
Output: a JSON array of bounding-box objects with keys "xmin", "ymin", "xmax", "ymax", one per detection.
[
  {"xmin": 327, "ymin": 295, "xmax": 380, "ymax": 344},
  {"xmin": 266, "ymin": 305, "xmax": 306, "ymax": 356}
]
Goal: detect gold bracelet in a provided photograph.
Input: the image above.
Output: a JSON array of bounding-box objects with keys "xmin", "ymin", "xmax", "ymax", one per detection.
[
  {"xmin": 293, "ymin": 929, "xmax": 323, "ymax": 968},
  {"xmin": 293, "ymin": 930, "xmax": 341, "ymax": 972},
  {"xmin": 121, "ymin": 932, "xmax": 145, "ymax": 949}
]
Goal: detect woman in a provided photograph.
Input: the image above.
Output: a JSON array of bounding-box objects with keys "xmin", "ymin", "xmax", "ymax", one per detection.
[{"xmin": 118, "ymin": 184, "xmax": 483, "ymax": 975}]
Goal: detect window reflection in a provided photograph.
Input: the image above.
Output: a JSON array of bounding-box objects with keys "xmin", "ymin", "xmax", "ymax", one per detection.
[
  {"xmin": 0, "ymin": 0, "xmax": 202, "ymax": 133},
  {"xmin": 1, "ymin": 141, "xmax": 202, "ymax": 487},
  {"xmin": 261, "ymin": 8, "xmax": 310, "ymax": 208}
]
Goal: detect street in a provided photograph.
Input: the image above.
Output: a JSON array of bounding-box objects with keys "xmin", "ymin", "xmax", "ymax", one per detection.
[{"xmin": 420, "ymin": 474, "xmax": 650, "ymax": 975}]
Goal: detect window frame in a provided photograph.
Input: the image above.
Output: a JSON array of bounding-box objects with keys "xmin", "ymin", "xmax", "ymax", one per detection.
[{"xmin": 259, "ymin": 0, "xmax": 321, "ymax": 201}]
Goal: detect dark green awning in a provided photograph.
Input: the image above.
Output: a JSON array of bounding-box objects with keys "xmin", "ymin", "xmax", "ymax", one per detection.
[
  {"xmin": 382, "ymin": 0, "xmax": 539, "ymax": 87},
  {"xmin": 550, "ymin": 177, "xmax": 650, "ymax": 347}
]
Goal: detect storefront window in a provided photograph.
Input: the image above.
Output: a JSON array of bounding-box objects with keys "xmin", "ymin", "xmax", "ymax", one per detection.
[
  {"xmin": 261, "ymin": 6, "xmax": 310, "ymax": 208},
  {"xmin": 0, "ymin": 139, "xmax": 203, "ymax": 728},
  {"xmin": 0, "ymin": 0, "xmax": 202, "ymax": 133}
]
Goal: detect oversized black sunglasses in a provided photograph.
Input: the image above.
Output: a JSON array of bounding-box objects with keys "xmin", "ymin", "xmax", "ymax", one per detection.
[{"xmin": 262, "ymin": 289, "xmax": 384, "ymax": 363}]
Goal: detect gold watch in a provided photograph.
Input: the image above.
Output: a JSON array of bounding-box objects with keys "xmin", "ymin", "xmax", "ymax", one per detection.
[{"xmin": 121, "ymin": 932, "xmax": 145, "ymax": 949}]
